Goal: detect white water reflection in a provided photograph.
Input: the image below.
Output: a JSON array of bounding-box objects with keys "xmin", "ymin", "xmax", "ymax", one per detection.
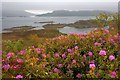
[{"xmin": 58, "ymin": 26, "xmax": 95, "ymax": 35}]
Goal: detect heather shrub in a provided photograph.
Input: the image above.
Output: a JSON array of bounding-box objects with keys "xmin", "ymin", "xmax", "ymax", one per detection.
[{"xmin": 2, "ymin": 27, "xmax": 119, "ymax": 79}]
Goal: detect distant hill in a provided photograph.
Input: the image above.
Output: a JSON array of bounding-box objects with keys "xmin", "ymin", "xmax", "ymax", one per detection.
[
  {"xmin": 2, "ymin": 10, "xmax": 34, "ymax": 17},
  {"xmin": 37, "ymin": 10, "xmax": 112, "ymax": 17}
]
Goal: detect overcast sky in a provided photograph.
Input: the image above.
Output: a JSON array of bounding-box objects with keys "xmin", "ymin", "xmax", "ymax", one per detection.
[
  {"xmin": 2, "ymin": 2, "xmax": 118, "ymax": 12},
  {"xmin": 1, "ymin": 0, "xmax": 119, "ymax": 2}
]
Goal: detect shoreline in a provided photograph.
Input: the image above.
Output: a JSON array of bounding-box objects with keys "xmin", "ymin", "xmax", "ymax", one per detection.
[
  {"xmin": 1, "ymin": 19, "xmax": 99, "ymax": 40},
  {"xmin": 2, "ymin": 28, "xmax": 66, "ymax": 40},
  {"xmin": 2, "ymin": 19, "xmax": 99, "ymax": 33}
]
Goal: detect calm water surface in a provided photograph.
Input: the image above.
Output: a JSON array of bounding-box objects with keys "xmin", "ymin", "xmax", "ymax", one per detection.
[
  {"xmin": 58, "ymin": 26, "xmax": 95, "ymax": 35},
  {"xmin": 2, "ymin": 16, "xmax": 95, "ymax": 34}
]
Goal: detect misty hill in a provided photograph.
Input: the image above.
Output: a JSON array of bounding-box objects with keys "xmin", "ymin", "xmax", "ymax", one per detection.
[
  {"xmin": 37, "ymin": 10, "xmax": 112, "ymax": 17},
  {"xmin": 2, "ymin": 10, "xmax": 33, "ymax": 17}
]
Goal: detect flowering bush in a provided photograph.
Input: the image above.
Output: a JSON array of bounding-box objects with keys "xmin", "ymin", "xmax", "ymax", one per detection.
[{"xmin": 2, "ymin": 27, "xmax": 119, "ymax": 79}]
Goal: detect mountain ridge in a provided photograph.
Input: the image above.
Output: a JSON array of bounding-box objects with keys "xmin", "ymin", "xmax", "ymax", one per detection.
[{"xmin": 37, "ymin": 10, "xmax": 112, "ymax": 17}]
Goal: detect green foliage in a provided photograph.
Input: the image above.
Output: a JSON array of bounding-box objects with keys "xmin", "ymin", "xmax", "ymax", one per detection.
[
  {"xmin": 3, "ymin": 40, "xmax": 24, "ymax": 53},
  {"xmin": 2, "ymin": 28, "xmax": 119, "ymax": 79},
  {"xmin": 96, "ymin": 13, "xmax": 118, "ymax": 29},
  {"xmin": 2, "ymin": 13, "xmax": 119, "ymax": 79}
]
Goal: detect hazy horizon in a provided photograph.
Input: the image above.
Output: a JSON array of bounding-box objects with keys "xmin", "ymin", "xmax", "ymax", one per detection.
[{"xmin": 2, "ymin": 2, "xmax": 118, "ymax": 16}]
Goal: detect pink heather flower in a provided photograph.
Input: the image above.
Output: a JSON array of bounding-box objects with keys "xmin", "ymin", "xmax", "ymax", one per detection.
[
  {"xmin": 91, "ymin": 35, "xmax": 94, "ymax": 38},
  {"xmin": 118, "ymin": 36, "xmax": 120, "ymax": 42},
  {"xmin": 99, "ymin": 37, "xmax": 102, "ymax": 41},
  {"xmin": 88, "ymin": 52, "xmax": 93, "ymax": 56},
  {"xmin": 94, "ymin": 42, "xmax": 101, "ymax": 46},
  {"xmin": 89, "ymin": 63, "xmax": 96, "ymax": 68},
  {"xmin": 81, "ymin": 62, "xmax": 85, "ymax": 66},
  {"xmin": 13, "ymin": 65, "xmax": 18, "ymax": 69},
  {"xmin": 41, "ymin": 48, "xmax": 44, "ymax": 51},
  {"xmin": 32, "ymin": 46, "xmax": 35, "ymax": 48},
  {"xmin": 7, "ymin": 56, "xmax": 11, "ymax": 59},
  {"xmin": 110, "ymin": 38, "xmax": 115, "ymax": 43},
  {"xmin": 42, "ymin": 64, "xmax": 45, "ymax": 68},
  {"xmin": 86, "ymin": 36, "xmax": 89, "ymax": 38},
  {"xmin": 2, "ymin": 59, "xmax": 5, "ymax": 62},
  {"xmin": 53, "ymin": 68, "xmax": 60, "ymax": 73},
  {"xmin": 58, "ymin": 37, "xmax": 61, "ymax": 40},
  {"xmin": 36, "ymin": 58, "xmax": 40, "ymax": 61},
  {"xmin": 17, "ymin": 52, "xmax": 20, "ymax": 55},
  {"xmin": 83, "ymin": 55, "xmax": 86, "ymax": 59},
  {"xmin": 76, "ymin": 73, "xmax": 82, "ymax": 78},
  {"xmin": 109, "ymin": 55, "xmax": 115, "ymax": 61},
  {"xmin": 89, "ymin": 60, "xmax": 95, "ymax": 64},
  {"xmin": 102, "ymin": 40, "xmax": 106, "ymax": 43},
  {"xmin": 68, "ymin": 70, "xmax": 72, "ymax": 74},
  {"xmin": 94, "ymin": 42, "xmax": 98, "ymax": 45},
  {"xmin": 103, "ymin": 48, "xmax": 107, "ymax": 50},
  {"xmin": 0, "ymin": 51, "xmax": 2, "ymax": 55},
  {"xmin": 35, "ymin": 48, "xmax": 40, "ymax": 51},
  {"xmin": 18, "ymin": 50, "xmax": 25, "ymax": 55},
  {"xmin": 67, "ymin": 49, "xmax": 72, "ymax": 53},
  {"xmin": 42, "ymin": 54, "xmax": 46, "ymax": 57},
  {"xmin": 101, "ymin": 28, "xmax": 104, "ymax": 30},
  {"xmin": 111, "ymin": 27, "xmax": 114, "ymax": 30},
  {"xmin": 75, "ymin": 46, "xmax": 78, "ymax": 49},
  {"xmin": 110, "ymin": 34, "xmax": 112, "ymax": 37},
  {"xmin": 62, "ymin": 53, "xmax": 66, "ymax": 58},
  {"xmin": 67, "ymin": 64, "xmax": 71, "ymax": 68},
  {"xmin": 72, "ymin": 60, "xmax": 76, "ymax": 64},
  {"xmin": 7, "ymin": 52, "xmax": 14, "ymax": 59},
  {"xmin": 70, "ymin": 32, "xmax": 75, "ymax": 35},
  {"xmin": 84, "ymin": 33, "xmax": 88, "ymax": 36},
  {"xmin": 52, "ymin": 38, "xmax": 56, "ymax": 40},
  {"xmin": 99, "ymin": 50, "xmax": 106, "ymax": 56},
  {"xmin": 78, "ymin": 32, "xmax": 82, "ymax": 35},
  {"xmin": 17, "ymin": 59, "xmax": 23, "ymax": 63},
  {"xmin": 114, "ymin": 35, "xmax": 118, "ymax": 38},
  {"xmin": 111, "ymin": 71, "xmax": 116, "ymax": 78},
  {"xmin": 35, "ymin": 48, "xmax": 41, "ymax": 54},
  {"xmin": 2, "ymin": 64, "xmax": 10, "ymax": 70},
  {"xmin": 47, "ymin": 54, "xmax": 50, "ymax": 57},
  {"xmin": 13, "ymin": 66, "xmax": 17, "ymax": 69},
  {"xmin": 80, "ymin": 35, "xmax": 83, "ymax": 39},
  {"xmin": 96, "ymin": 72, "xmax": 100, "ymax": 77},
  {"xmin": 55, "ymin": 53, "xmax": 59, "ymax": 57},
  {"xmin": 78, "ymin": 53, "xmax": 80, "ymax": 56},
  {"xmin": 58, "ymin": 64, "xmax": 62, "ymax": 67},
  {"xmin": 113, "ymin": 42, "xmax": 117, "ymax": 45},
  {"xmin": 16, "ymin": 75, "xmax": 23, "ymax": 79},
  {"xmin": 20, "ymin": 50, "xmax": 25, "ymax": 55},
  {"xmin": 106, "ymin": 29, "xmax": 109, "ymax": 33},
  {"xmin": 48, "ymin": 72, "xmax": 52, "ymax": 74},
  {"xmin": 105, "ymin": 29, "xmax": 109, "ymax": 33},
  {"xmin": 37, "ymin": 50, "xmax": 41, "ymax": 54}
]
